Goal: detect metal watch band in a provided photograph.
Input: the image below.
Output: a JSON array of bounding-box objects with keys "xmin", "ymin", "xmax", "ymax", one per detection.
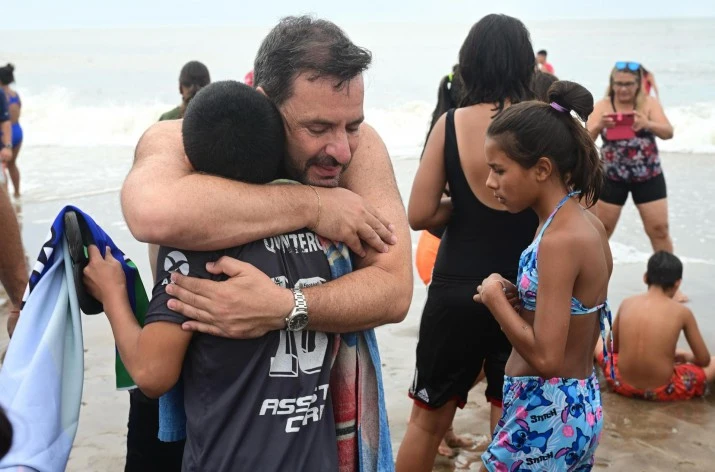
[
  {"xmin": 292, "ymin": 288, "xmax": 308, "ymax": 311},
  {"xmin": 285, "ymin": 288, "xmax": 309, "ymax": 331}
]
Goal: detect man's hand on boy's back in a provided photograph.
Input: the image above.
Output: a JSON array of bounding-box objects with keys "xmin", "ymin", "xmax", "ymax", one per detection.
[
  {"xmin": 165, "ymin": 257, "xmax": 289, "ymax": 339},
  {"xmin": 83, "ymin": 245, "xmax": 127, "ymax": 305}
]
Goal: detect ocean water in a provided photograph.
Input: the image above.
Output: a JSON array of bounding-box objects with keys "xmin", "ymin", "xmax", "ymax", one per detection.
[
  {"xmin": 3, "ymin": 17, "xmax": 715, "ymax": 269},
  {"xmin": 6, "ymin": 18, "xmax": 715, "ymax": 258},
  {"xmin": 3, "ymin": 17, "xmax": 715, "ymax": 154}
]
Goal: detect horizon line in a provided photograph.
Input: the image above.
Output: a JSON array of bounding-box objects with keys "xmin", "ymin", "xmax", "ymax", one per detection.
[{"xmin": 5, "ymin": 15, "xmax": 715, "ymax": 32}]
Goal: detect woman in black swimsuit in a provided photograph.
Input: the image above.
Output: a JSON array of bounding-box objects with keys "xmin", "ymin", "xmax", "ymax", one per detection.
[{"xmin": 396, "ymin": 14, "xmax": 538, "ymax": 471}]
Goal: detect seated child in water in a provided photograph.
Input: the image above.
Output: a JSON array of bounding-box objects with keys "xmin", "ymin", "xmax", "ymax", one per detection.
[{"xmin": 596, "ymin": 251, "xmax": 715, "ymax": 400}]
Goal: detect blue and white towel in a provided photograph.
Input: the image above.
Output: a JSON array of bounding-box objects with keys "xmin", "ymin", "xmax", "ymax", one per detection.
[{"xmin": 0, "ymin": 206, "xmax": 144, "ymax": 471}]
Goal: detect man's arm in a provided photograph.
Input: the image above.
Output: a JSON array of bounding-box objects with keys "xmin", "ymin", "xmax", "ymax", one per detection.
[
  {"xmin": 300, "ymin": 123, "xmax": 413, "ymax": 328},
  {"xmin": 167, "ymin": 124, "xmax": 413, "ymax": 335},
  {"xmin": 122, "ymin": 121, "xmax": 394, "ymax": 255}
]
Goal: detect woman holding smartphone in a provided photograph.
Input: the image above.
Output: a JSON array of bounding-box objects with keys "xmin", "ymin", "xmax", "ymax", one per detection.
[{"xmin": 586, "ymin": 62, "xmax": 681, "ymax": 299}]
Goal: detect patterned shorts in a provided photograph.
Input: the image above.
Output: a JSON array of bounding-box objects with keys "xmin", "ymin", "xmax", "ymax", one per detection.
[
  {"xmin": 482, "ymin": 373, "xmax": 603, "ymax": 471},
  {"xmin": 597, "ymin": 351, "xmax": 707, "ymax": 401}
]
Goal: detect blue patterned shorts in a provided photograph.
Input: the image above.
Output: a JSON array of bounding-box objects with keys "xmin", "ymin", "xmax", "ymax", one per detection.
[{"xmin": 482, "ymin": 373, "xmax": 603, "ymax": 471}]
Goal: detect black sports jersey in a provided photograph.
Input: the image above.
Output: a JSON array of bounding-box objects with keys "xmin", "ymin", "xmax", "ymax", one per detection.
[{"xmin": 146, "ymin": 229, "xmax": 338, "ymax": 472}]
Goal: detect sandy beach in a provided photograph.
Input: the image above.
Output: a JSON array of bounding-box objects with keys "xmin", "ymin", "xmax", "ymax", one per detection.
[{"xmin": 1, "ymin": 149, "xmax": 713, "ymax": 471}]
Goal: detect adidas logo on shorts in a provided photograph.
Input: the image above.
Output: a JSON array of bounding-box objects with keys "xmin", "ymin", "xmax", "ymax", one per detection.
[{"xmin": 416, "ymin": 388, "xmax": 430, "ymax": 403}]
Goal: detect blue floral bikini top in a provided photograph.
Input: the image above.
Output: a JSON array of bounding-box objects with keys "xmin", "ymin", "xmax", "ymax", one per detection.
[{"xmin": 516, "ymin": 191, "xmax": 614, "ymax": 377}]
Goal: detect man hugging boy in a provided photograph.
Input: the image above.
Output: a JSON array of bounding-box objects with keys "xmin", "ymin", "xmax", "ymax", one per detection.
[{"xmin": 83, "ymin": 81, "xmax": 341, "ymax": 471}]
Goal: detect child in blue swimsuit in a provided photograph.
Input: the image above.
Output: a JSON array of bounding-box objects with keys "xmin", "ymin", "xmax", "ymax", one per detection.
[{"xmin": 474, "ymin": 80, "xmax": 614, "ymax": 471}]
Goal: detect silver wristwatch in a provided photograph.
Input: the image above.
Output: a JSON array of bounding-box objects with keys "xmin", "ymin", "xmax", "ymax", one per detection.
[{"xmin": 285, "ymin": 288, "xmax": 309, "ymax": 332}]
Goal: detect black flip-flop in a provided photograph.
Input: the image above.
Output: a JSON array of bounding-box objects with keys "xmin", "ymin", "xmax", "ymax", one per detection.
[{"xmin": 64, "ymin": 210, "xmax": 104, "ymax": 315}]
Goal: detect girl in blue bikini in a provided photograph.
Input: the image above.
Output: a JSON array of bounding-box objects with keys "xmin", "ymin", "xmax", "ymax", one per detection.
[{"xmin": 474, "ymin": 80, "xmax": 613, "ymax": 471}]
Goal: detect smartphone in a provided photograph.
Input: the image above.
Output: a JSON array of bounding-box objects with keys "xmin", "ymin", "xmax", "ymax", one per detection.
[{"xmin": 604, "ymin": 112, "xmax": 635, "ymax": 141}]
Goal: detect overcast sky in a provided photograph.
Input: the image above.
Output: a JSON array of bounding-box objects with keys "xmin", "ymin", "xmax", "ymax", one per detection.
[{"xmin": 5, "ymin": 0, "xmax": 714, "ymax": 30}]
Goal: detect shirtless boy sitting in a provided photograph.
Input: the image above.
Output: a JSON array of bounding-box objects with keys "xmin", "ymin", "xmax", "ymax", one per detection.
[{"xmin": 596, "ymin": 251, "xmax": 714, "ymax": 400}]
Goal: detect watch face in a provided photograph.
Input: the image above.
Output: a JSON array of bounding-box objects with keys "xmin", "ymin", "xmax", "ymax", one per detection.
[{"xmin": 287, "ymin": 312, "xmax": 309, "ymax": 331}]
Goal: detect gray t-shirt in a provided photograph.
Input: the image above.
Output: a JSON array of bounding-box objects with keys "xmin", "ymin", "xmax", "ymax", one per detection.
[{"xmin": 146, "ymin": 230, "xmax": 338, "ymax": 472}]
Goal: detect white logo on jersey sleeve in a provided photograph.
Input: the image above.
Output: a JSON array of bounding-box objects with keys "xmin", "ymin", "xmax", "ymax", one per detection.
[{"xmin": 161, "ymin": 251, "xmax": 189, "ymax": 285}]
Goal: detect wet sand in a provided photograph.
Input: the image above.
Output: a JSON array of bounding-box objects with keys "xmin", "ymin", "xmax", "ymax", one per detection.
[
  {"xmin": 382, "ymin": 261, "xmax": 715, "ymax": 471},
  {"xmin": 0, "ymin": 149, "xmax": 714, "ymax": 470}
]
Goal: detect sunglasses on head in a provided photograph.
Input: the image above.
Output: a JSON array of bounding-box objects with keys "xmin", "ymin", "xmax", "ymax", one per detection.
[{"xmin": 615, "ymin": 61, "xmax": 641, "ymax": 72}]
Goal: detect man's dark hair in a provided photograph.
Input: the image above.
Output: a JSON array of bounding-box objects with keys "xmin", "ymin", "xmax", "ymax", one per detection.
[
  {"xmin": 253, "ymin": 15, "xmax": 372, "ymax": 105},
  {"xmin": 179, "ymin": 61, "xmax": 211, "ymax": 90},
  {"xmin": 537, "ymin": 49, "xmax": 548, "ymax": 56},
  {"xmin": 182, "ymin": 81, "xmax": 284, "ymax": 184},
  {"xmin": 458, "ymin": 14, "xmax": 535, "ymax": 113},
  {"xmin": 645, "ymin": 251, "xmax": 683, "ymax": 290},
  {"xmin": 178, "ymin": 61, "xmax": 211, "ymax": 114}
]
